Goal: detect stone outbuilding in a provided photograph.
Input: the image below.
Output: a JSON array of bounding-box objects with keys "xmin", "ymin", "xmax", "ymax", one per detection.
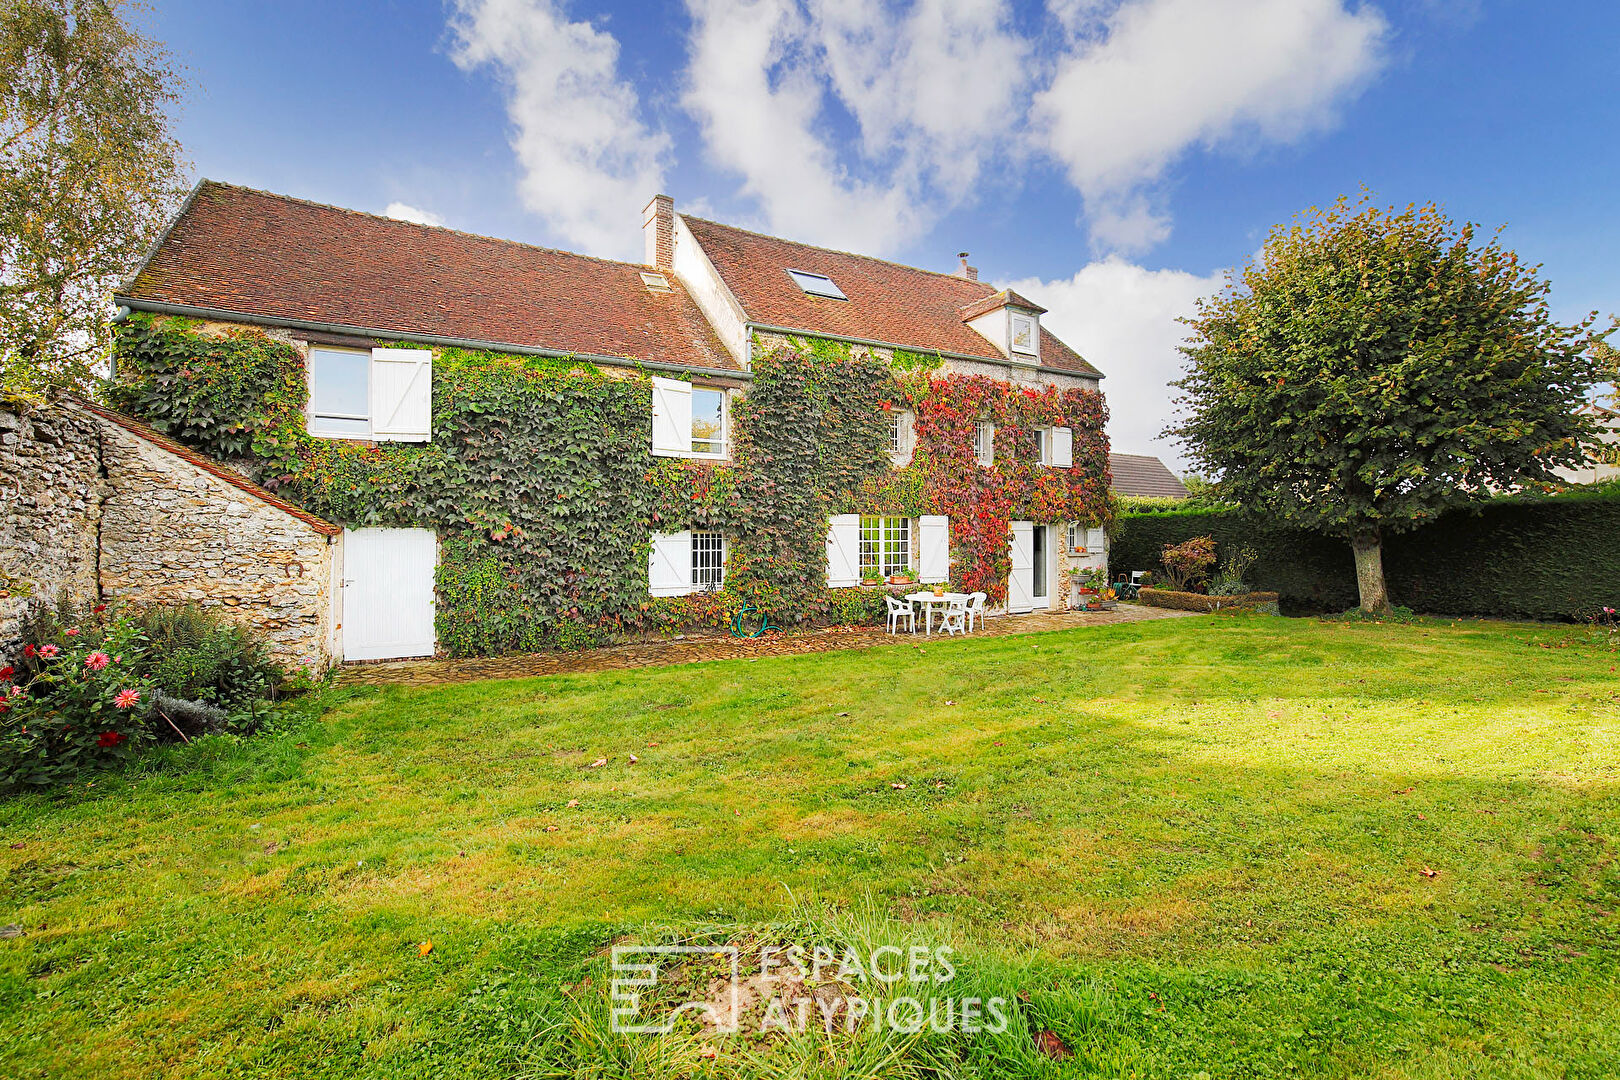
[{"xmin": 1, "ymin": 399, "xmax": 341, "ymax": 672}]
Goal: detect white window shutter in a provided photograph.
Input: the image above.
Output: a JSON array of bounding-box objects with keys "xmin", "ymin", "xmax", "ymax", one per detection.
[
  {"xmin": 369, "ymin": 348, "xmax": 432, "ymax": 441},
  {"xmin": 650, "ymin": 377, "xmax": 691, "ymax": 456},
  {"xmin": 1051, "ymin": 426, "xmax": 1073, "ymax": 469},
  {"xmin": 1086, "ymin": 526, "xmax": 1107, "ymax": 555},
  {"xmin": 648, "ymin": 531, "xmax": 693, "ymax": 596},
  {"xmin": 825, "ymin": 514, "xmax": 860, "ymax": 587},
  {"xmin": 1007, "ymin": 521, "xmax": 1034, "ymax": 613},
  {"xmin": 918, "ymin": 515, "xmax": 950, "ymax": 584}
]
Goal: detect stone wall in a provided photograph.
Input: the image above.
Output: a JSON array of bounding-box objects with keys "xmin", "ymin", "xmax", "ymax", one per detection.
[
  {"xmin": 94, "ymin": 415, "xmax": 338, "ymax": 672},
  {"xmin": 0, "ymin": 406, "xmax": 107, "ymax": 656},
  {"xmin": 0, "ymin": 401, "xmax": 339, "ymax": 672}
]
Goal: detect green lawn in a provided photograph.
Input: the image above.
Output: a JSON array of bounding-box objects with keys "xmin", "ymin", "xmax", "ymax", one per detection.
[{"xmin": 2, "ymin": 615, "xmax": 1617, "ymax": 1078}]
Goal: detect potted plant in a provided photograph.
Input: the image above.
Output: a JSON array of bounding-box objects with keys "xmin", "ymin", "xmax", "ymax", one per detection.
[
  {"xmin": 861, "ymin": 569, "xmax": 882, "ymax": 587},
  {"xmin": 887, "ymin": 568, "xmax": 917, "ymax": 587},
  {"xmin": 1071, "ymin": 566, "xmax": 1108, "ymax": 595},
  {"xmin": 1087, "ymin": 587, "xmax": 1118, "ymax": 611},
  {"xmin": 930, "ymin": 582, "xmax": 946, "ymax": 597}
]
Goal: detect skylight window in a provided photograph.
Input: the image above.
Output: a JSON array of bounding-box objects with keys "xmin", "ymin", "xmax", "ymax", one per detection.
[
  {"xmin": 787, "ymin": 269, "xmax": 847, "ymax": 300},
  {"xmin": 640, "ymin": 270, "xmax": 672, "ymax": 292}
]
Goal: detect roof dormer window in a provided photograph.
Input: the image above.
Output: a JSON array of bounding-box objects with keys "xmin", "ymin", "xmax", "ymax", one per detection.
[
  {"xmin": 787, "ymin": 269, "xmax": 847, "ymax": 300},
  {"xmin": 1010, "ymin": 313, "xmax": 1038, "ymax": 358}
]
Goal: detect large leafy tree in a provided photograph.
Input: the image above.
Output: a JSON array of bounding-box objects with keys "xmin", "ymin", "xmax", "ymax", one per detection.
[
  {"xmin": 1, "ymin": 0, "xmax": 185, "ymax": 402},
  {"xmin": 1170, "ymin": 195, "xmax": 1608, "ymax": 613}
]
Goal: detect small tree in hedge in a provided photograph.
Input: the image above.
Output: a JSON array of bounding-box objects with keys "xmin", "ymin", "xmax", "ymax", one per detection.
[{"xmin": 1170, "ymin": 195, "xmax": 1609, "ymax": 613}]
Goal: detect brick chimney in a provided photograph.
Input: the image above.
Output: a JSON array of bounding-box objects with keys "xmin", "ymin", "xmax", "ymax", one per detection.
[
  {"xmin": 956, "ymin": 252, "xmax": 978, "ymax": 281},
  {"xmin": 643, "ymin": 194, "xmax": 674, "ymax": 270}
]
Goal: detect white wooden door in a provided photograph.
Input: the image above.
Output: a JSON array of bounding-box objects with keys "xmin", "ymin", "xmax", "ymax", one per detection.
[
  {"xmin": 342, "ymin": 528, "xmax": 437, "ymax": 661},
  {"xmin": 1008, "ymin": 520, "xmax": 1034, "ymax": 614}
]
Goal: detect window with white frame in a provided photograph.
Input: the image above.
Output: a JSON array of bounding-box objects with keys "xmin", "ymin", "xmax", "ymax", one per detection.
[
  {"xmin": 309, "ymin": 348, "xmax": 371, "ymax": 437},
  {"xmin": 651, "ymin": 377, "xmax": 728, "ymax": 458},
  {"xmin": 1067, "ymin": 522, "xmax": 1105, "ymax": 555},
  {"xmin": 888, "ymin": 409, "xmax": 914, "ymax": 464},
  {"xmin": 973, "ymin": 421, "xmax": 994, "ymax": 465},
  {"xmin": 649, "ymin": 529, "xmax": 728, "ymax": 596},
  {"xmin": 1035, "ymin": 427, "xmax": 1051, "ymax": 466},
  {"xmin": 1010, "ymin": 313, "xmax": 1038, "ymax": 358},
  {"xmin": 1034, "ymin": 426, "xmax": 1073, "ymax": 468},
  {"xmin": 692, "ymin": 531, "xmax": 726, "ymax": 589},
  {"xmin": 308, "ymin": 346, "xmax": 432, "ymax": 442},
  {"xmin": 859, "ymin": 516, "xmax": 911, "ymax": 576}
]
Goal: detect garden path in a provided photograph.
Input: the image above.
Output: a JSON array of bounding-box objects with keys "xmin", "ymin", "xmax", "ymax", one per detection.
[{"xmin": 339, "ymin": 603, "xmax": 1199, "ymax": 687}]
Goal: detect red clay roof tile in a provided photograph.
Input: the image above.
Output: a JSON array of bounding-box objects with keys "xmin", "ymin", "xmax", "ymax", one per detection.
[
  {"xmin": 118, "ymin": 181, "xmax": 739, "ymax": 373},
  {"xmin": 681, "ymin": 216, "xmax": 1099, "ymax": 377}
]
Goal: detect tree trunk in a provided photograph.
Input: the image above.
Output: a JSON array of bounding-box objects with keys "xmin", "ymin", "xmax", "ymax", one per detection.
[{"xmin": 1350, "ymin": 530, "xmax": 1391, "ymax": 614}]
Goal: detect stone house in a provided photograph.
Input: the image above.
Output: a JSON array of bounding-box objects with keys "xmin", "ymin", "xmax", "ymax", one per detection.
[{"xmin": 104, "ymin": 180, "xmax": 1113, "ymax": 661}]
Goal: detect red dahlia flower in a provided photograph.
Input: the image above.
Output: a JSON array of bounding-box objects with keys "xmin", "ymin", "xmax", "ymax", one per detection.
[{"xmin": 97, "ymin": 731, "xmax": 126, "ymax": 748}]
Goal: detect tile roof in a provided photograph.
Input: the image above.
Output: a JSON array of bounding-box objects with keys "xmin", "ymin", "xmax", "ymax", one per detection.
[
  {"xmin": 957, "ymin": 289, "xmax": 1047, "ymax": 322},
  {"xmin": 1109, "ymin": 453, "xmax": 1190, "ymax": 499},
  {"xmin": 680, "ymin": 217, "xmax": 1101, "ymax": 377},
  {"xmin": 68, "ymin": 397, "xmax": 343, "ymax": 536},
  {"xmin": 119, "ymin": 181, "xmax": 739, "ymax": 372}
]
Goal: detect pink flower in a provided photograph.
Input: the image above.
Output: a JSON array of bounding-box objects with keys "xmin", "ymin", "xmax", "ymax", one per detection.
[
  {"xmin": 37, "ymin": 644, "xmax": 59, "ymax": 659},
  {"xmin": 113, "ymin": 689, "xmax": 141, "ymax": 710},
  {"xmin": 1605, "ymin": 607, "xmax": 1616, "ymax": 615},
  {"xmin": 64, "ymin": 628, "xmax": 79, "ymax": 637},
  {"xmin": 85, "ymin": 652, "xmax": 110, "ymax": 671}
]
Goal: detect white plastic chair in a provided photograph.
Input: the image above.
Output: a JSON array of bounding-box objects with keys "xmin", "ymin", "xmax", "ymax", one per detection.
[
  {"xmin": 965, "ymin": 592, "xmax": 987, "ymax": 631},
  {"xmin": 938, "ymin": 596, "xmax": 968, "ymax": 636},
  {"xmin": 885, "ymin": 594, "xmax": 916, "ymax": 635}
]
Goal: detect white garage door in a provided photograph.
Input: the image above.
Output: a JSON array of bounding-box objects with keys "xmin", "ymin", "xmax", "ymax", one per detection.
[{"xmin": 341, "ymin": 528, "xmax": 437, "ymax": 661}]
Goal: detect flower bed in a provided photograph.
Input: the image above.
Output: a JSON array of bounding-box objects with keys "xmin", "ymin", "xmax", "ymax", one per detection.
[{"xmin": 1137, "ymin": 588, "xmax": 1280, "ymax": 614}]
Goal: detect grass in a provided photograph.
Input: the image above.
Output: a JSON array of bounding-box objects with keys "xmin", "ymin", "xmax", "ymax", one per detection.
[{"xmin": 1, "ymin": 614, "xmax": 1617, "ymax": 1078}]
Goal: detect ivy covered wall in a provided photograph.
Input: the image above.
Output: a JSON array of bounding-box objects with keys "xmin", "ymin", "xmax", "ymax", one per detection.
[{"xmin": 109, "ymin": 315, "xmax": 1110, "ymax": 656}]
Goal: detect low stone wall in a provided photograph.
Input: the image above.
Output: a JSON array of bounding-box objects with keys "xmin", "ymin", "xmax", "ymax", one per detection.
[
  {"xmin": 95, "ymin": 415, "xmax": 339, "ymax": 672},
  {"xmin": 1138, "ymin": 588, "xmax": 1280, "ymax": 614},
  {"xmin": 0, "ymin": 406, "xmax": 107, "ymax": 656},
  {"xmin": 1, "ymin": 400, "xmax": 340, "ymax": 672}
]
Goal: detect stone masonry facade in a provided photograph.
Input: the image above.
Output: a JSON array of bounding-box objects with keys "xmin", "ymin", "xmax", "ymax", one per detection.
[
  {"xmin": 1, "ymin": 401, "xmax": 339, "ymax": 672},
  {"xmin": 0, "ymin": 406, "xmax": 106, "ymax": 654}
]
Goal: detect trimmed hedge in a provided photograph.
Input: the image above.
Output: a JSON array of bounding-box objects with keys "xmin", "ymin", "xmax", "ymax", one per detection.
[
  {"xmin": 1138, "ymin": 589, "xmax": 1280, "ymax": 613},
  {"xmin": 1112, "ymin": 486, "xmax": 1620, "ymax": 620}
]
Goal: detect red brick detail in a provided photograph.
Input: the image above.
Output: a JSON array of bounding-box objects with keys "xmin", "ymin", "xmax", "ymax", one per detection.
[
  {"xmin": 67, "ymin": 397, "xmax": 342, "ymax": 537},
  {"xmin": 121, "ymin": 181, "xmax": 738, "ymax": 372},
  {"xmin": 643, "ymin": 194, "xmax": 674, "ymax": 270},
  {"xmin": 681, "ymin": 217, "xmax": 1099, "ymax": 377}
]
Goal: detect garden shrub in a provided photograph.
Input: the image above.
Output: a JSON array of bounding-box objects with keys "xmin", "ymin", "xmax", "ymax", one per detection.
[
  {"xmin": 1159, "ymin": 536, "xmax": 1217, "ymax": 592},
  {"xmin": 0, "ymin": 612, "xmax": 154, "ymax": 789},
  {"xmin": 1111, "ymin": 485, "xmax": 1620, "ymax": 619},
  {"xmin": 3, "ymin": 598, "xmax": 294, "ymax": 789}
]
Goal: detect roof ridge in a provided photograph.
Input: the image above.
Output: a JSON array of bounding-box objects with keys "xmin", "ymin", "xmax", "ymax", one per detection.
[
  {"xmin": 680, "ymin": 214, "xmax": 999, "ymax": 293},
  {"xmin": 195, "ymin": 179, "xmax": 659, "ymax": 274}
]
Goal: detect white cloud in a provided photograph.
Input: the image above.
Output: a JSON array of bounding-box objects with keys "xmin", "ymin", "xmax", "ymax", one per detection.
[
  {"xmin": 449, "ymin": 0, "xmax": 670, "ymax": 260},
  {"xmin": 384, "ymin": 202, "xmax": 446, "ymax": 227},
  {"xmin": 1003, "ymin": 258, "xmax": 1226, "ymax": 471},
  {"xmin": 1034, "ymin": 0, "xmax": 1387, "ymax": 253},
  {"xmin": 681, "ymin": 0, "xmax": 1027, "ymax": 253}
]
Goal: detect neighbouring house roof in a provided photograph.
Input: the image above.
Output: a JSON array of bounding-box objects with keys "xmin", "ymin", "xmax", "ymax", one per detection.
[
  {"xmin": 1109, "ymin": 453, "xmax": 1190, "ymax": 499},
  {"xmin": 68, "ymin": 398, "xmax": 343, "ymax": 537},
  {"xmin": 680, "ymin": 217, "xmax": 1101, "ymax": 378},
  {"xmin": 117, "ymin": 181, "xmax": 740, "ymax": 373}
]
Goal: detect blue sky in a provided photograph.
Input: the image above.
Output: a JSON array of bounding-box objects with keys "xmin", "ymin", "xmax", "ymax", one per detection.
[{"xmin": 138, "ymin": 0, "xmax": 1619, "ymax": 466}]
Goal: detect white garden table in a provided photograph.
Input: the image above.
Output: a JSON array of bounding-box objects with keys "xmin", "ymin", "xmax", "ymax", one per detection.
[{"xmin": 905, "ymin": 591, "xmax": 970, "ymax": 636}]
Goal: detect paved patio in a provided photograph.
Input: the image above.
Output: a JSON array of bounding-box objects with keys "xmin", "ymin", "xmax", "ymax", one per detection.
[{"xmin": 339, "ymin": 602, "xmax": 1200, "ymax": 687}]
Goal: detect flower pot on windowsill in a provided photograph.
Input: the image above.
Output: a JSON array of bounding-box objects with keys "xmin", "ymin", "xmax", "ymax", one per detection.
[{"xmin": 887, "ymin": 575, "xmax": 915, "ymax": 586}]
